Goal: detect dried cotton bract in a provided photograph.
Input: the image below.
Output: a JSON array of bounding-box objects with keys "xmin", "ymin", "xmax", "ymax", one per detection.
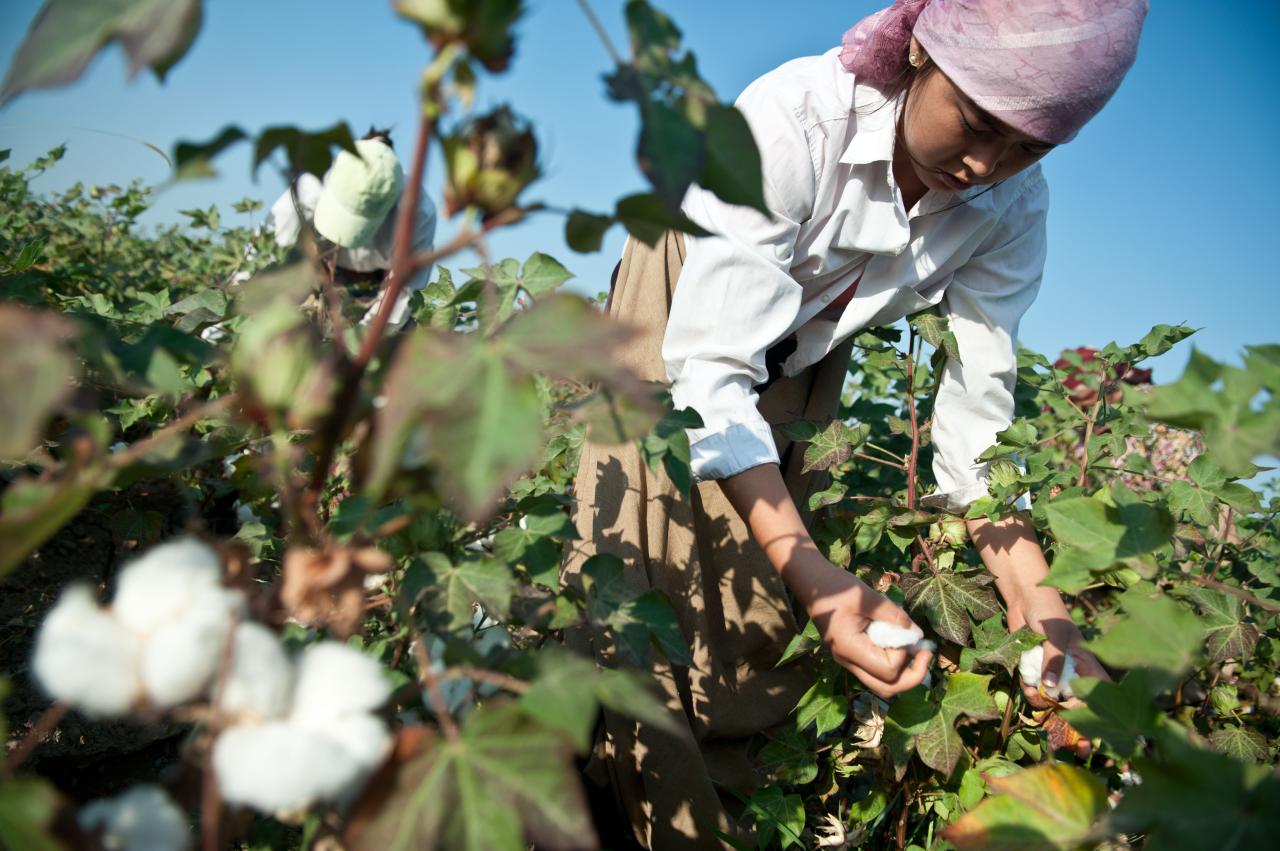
[
  {"xmin": 78, "ymin": 785, "xmax": 191, "ymax": 851},
  {"xmin": 214, "ymin": 634, "xmax": 391, "ymax": 814},
  {"xmin": 31, "ymin": 538, "xmax": 244, "ymax": 715}
]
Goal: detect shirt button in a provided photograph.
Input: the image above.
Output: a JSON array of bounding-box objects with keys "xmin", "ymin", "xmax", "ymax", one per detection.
[
  {"xmin": 821, "ymin": 294, "xmax": 831, "ymax": 303},
  {"xmin": 892, "ymin": 244, "xmax": 906, "ymax": 255}
]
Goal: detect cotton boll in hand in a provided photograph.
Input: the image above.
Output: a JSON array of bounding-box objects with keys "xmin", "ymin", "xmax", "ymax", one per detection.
[
  {"xmin": 1018, "ymin": 644, "xmax": 1077, "ymax": 699},
  {"xmin": 78, "ymin": 784, "xmax": 191, "ymax": 851},
  {"xmin": 866, "ymin": 620, "xmax": 936, "ymax": 653},
  {"xmin": 218, "ymin": 622, "xmax": 295, "ymax": 720},
  {"xmin": 112, "ymin": 537, "xmax": 225, "ymax": 635},
  {"xmin": 214, "ymin": 722, "xmax": 358, "ymax": 814},
  {"xmin": 32, "ymin": 585, "xmax": 143, "ymax": 717}
]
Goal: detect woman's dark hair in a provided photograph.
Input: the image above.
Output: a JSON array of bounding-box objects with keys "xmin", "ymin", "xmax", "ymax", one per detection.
[{"xmin": 361, "ymin": 126, "xmax": 395, "ymax": 149}]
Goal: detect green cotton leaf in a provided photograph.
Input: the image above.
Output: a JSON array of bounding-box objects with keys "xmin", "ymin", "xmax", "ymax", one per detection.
[
  {"xmin": 792, "ymin": 677, "xmax": 848, "ymax": 737},
  {"xmin": 0, "ymin": 306, "xmax": 78, "ymax": 460},
  {"xmin": 1167, "ymin": 480, "xmax": 1216, "ymax": 526},
  {"xmin": 883, "ymin": 685, "xmax": 936, "ymax": 778},
  {"xmin": 960, "ymin": 616, "xmax": 1045, "ymax": 675},
  {"xmin": 0, "ymin": 777, "xmax": 63, "ymax": 851},
  {"xmin": 1083, "ymin": 594, "xmax": 1203, "ymax": 685},
  {"xmin": 942, "ymin": 764, "xmax": 1109, "ymax": 851},
  {"xmin": 745, "ymin": 785, "xmax": 806, "ymax": 850},
  {"xmin": 915, "ymin": 673, "xmax": 999, "ymax": 776},
  {"xmin": 582, "ymin": 555, "xmax": 693, "ymax": 667},
  {"xmin": 757, "ymin": 729, "xmax": 820, "ymax": 786},
  {"xmin": 1113, "ymin": 733, "xmax": 1280, "ymax": 851},
  {"xmin": 1060, "ymin": 670, "xmax": 1160, "ymax": 758},
  {"xmin": 1243, "ymin": 343, "xmax": 1280, "ymax": 389},
  {"xmin": 412, "ymin": 552, "xmax": 514, "ymax": 633},
  {"xmin": 346, "ymin": 703, "xmax": 595, "ymax": 851},
  {"xmin": 493, "ymin": 507, "xmax": 576, "ymax": 591},
  {"xmin": 518, "ymin": 252, "xmax": 573, "ymax": 295},
  {"xmin": 1043, "ymin": 492, "xmax": 1173, "ymax": 571},
  {"xmin": 909, "ymin": 308, "xmax": 963, "ymax": 364},
  {"xmin": 1215, "ymin": 482, "xmax": 1263, "ymax": 515},
  {"xmin": 8, "ymin": 238, "xmax": 46, "ymax": 272},
  {"xmin": 698, "ymin": 103, "xmax": 768, "ymax": 215},
  {"xmin": 2, "ymin": 0, "xmax": 204, "ymax": 104},
  {"xmin": 564, "ymin": 209, "xmax": 614, "ymax": 253},
  {"xmin": 1188, "ymin": 587, "xmax": 1260, "ymax": 662},
  {"xmin": 252, "ymin": 122, "xmax": 358, "ymax": 178},
  {"xmin": 637, "ymin": 99, "xmax": 703, "ymax": 208},
  {"xmin": 901, "ymin": 569, "xmax": 1000, "ymax": 646},
  {"xmin": 800, "ymin": 420, "xmax": 871, "ymax": 474},
  {"xmin": 1135, "ymin": 323, "xmax": 1197, "ymax": 359},
  {"xmin": 613, "ymin": 192, "xmax": 710, "ymax": 246},
  {"xmin": 776, "ymin": 619, "xmax": 821, "ymax": 668},
  {"xmin": 1187, "ymin": 454, "xmax": 1228, "ymax": 490},
  {"xmin": 0, "ymin": 468, "xmax": 106, "ymax": 579},
  {"xmin": 517, "ymin": 648, "xmax": 678, "ymax": 752},
  {"xmin": 1208, "ymin": 725, "xmax": 1269, "ymax": 763}
]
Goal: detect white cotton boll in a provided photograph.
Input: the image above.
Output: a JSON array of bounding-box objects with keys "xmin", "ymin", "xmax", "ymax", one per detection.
[
  {"xmin": 218, "ymin": 622, "xmax": 295, "ymax": 720},
  {"xmin": 32, "ymin": 585, "xmax": 143, "ymax": 717},
  {"xmin": 299, "ymin": 714, "xmax": 392, "ymax": 806},
  {"xmin": 213, "ymin": 722, "xmax": 356, "ymax": 814},
  {"xmin": 867, "ymin": 620, "xmax": 924, "ymax": 650},
  {"xmin": 78, "ymin": 784, "xmax": 191, "ymax": 851},
  {"xmin": 1018, "ymin": 645, "xmax": 1078, "ymax": 699},
  {"xmin": 139, "ymin": 587, "xmax": 245, "ymax": 708},
  {"xmin": 112, "ymin": 538, "xmax": 225, "ymax": 635},
  {"xmin": 289, "ymin": 642, "xmax": 389, "ymax": 725}
]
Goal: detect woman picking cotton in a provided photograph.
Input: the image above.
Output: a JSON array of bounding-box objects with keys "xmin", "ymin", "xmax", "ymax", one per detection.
[
  {"xmin": 561, "ymin": 1, "xmax": 1147, "ymax": 848},
  {"xmin": 260, "ymin": 128, "xmax": 438, "ymax": 331}
]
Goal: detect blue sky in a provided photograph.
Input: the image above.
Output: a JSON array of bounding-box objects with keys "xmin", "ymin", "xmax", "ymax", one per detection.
[{"xmin": 1, "ymin": 0, "xmax": 1278, "ymax": 388}]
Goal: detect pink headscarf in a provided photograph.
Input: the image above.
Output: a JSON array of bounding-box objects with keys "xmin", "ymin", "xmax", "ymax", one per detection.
[{"xmin": 839, "ymin": 0, "xmax": 1149, "ymax": 144}]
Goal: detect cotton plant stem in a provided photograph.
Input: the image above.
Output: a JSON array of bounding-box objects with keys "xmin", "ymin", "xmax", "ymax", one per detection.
[
  {"xmin": 411, "ymin": 630, "xmax": 460, "ymax": 741},
  {"xmin": 304, "ymin": 107, "xmax": 437, "ymax": 523},
  {"xmin": 438, "ymin": 665, "xmax": 530, "ymax": 694},
  {"xmin": 1193, "ymin": 573, "xmax": 1280, "ymax": 614},
  {"xmin": 574, "ymin": 0, "xmax": 625, "ymax": 65},
  {"xmin": 1075, "ymin": 397, "xmax": 1106, "ymax": 488}
]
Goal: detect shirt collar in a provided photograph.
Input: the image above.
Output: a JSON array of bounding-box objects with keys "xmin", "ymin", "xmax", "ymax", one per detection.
[{"xmin": 840, "ymin": 78, "xmax": 903, "ymax": 167}]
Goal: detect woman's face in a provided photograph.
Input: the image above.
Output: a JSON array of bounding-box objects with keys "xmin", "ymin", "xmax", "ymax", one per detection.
[{"xmin": 898, "ymin": 41, "xmax": 1056, "ymax": 194}]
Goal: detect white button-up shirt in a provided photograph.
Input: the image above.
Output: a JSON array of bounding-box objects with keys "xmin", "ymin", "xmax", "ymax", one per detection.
[{"xmin": 662, "ymin": 47, "xmax": 1048, "ymax": 513}]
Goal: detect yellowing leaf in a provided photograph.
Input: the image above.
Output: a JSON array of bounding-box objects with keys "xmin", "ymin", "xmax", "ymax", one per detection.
[{"xmin": 943, "ymin": 764, "xmax": 1107, "ymax": 851}]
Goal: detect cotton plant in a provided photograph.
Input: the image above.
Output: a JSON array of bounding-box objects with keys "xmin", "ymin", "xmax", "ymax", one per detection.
[
  {"xmin": 31, "ymin": 538, "xmax": 246, "ymax": 715},
  {"xmin": 78, "ymin": 785, "xmax": 191, "ymax": 851},
  {"xmin": 212, "ymin": 623, "xmax": 392, "ymax": 815}
]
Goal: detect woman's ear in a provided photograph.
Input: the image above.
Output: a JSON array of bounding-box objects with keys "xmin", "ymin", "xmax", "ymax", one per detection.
[{"xmin": 908, "ymin": 35, "xmax": 928, "ymax": 68}]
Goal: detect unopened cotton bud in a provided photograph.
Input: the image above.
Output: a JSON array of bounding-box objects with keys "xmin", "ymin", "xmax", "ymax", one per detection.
[
  {"xmin": 289, "ymin": 642, "xmax": 389, "ymax": 725},
  {"xmin": 1018, "ymin": 645, "xmax": 1077, "ymax": 699},
  {"xmin": 140, "ymin": 587, "xmax": 245, "ymax": 707},
  {"xmin": 218, "ymin": 622, "xmax": 295, "ymax": 720},
  {"xmin": 78, "ymin": 784, "xmax": 190, "ymax": 851},
  {"xmin": 112, "ymin": 538, "xmax": 225, "ymax": 635},
  {"xmin": 213, "ymin": 722, "xmax": 358, "ymax": 813},
  {"xmin": 32, "ymin": 585, "xmax": 142, "ymax": 717}
]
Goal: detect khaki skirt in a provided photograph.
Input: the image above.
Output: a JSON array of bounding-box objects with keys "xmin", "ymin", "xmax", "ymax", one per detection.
[{"xmin": 560, "ymin": 230, "xmax": 855, "ymax": 849}]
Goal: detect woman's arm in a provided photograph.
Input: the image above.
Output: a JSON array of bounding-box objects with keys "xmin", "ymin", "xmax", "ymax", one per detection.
[
  {"xmin": 966, "ymin": 511, "xmax": 1109, "ymax": 708},
  {"xmin": 719, "ymin": 464, "xmax": 932, "ymax": 698}
]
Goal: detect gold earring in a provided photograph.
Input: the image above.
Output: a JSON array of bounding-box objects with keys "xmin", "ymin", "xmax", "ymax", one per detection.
[{"xmin": 909, "ymin": 50, "xmax": 923, "ymax": 67}]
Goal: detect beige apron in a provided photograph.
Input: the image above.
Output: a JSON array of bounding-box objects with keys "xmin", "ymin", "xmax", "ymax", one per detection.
[{"xmin": 560, "ymin": 230, "xmax": 855, "ymax": 849}]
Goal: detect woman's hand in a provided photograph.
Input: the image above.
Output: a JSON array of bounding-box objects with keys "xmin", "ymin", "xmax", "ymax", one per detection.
[
  {"xmin": 790, "ymin": 557, "xmax": 933, "ymax": 699},
  {"xmin": 1009, "ymin": 585, "xmax": 1110, "ymax": 709}
]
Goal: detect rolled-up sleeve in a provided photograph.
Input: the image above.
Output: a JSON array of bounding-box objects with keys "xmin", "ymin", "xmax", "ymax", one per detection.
[
  {"xmin": 924, "ymin": 174, "xmax": 1048, "ymax": 513},
  {"xmin": 662, "ymin": 82, "xmax": 817, "ymax": 480}
]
